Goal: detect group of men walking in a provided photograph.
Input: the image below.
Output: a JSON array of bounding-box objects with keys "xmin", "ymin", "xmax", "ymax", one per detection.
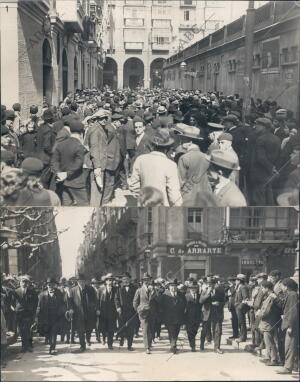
[
  {"xmin": 1, "ymin": 269, "xmax": 298, "ymax": 376},
  {"xmin": 1, "ymin": 87, "xmax": 299, "ymax": 207}
]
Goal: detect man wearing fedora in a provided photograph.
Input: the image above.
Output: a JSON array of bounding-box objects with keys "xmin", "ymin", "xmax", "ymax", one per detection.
[
  {"xmin": 67, "ymin": 273, "xmax": 98, "ymax": 352},
  {"xmin": 115, "ymin": 274, "xmax": 137, "ymax": 351},
  {"xmin": 129, "ymin": 130, "xmax": 182, "ymax": 207},
  {"xmin": 227, "ymin": 276, "xmax": 239, "ymax": 340},
  {"xmin": 159, "ymin": 279, "xmax": 186, "ymax": 354},
  {"xmin": 12, "ymin": 275, "xmax": 38, "ymax": 353},
  {"xmin": 234, "ymin": 274, "xmax": 250, "ymax": 343},
  {"xmin": 35, "ymin": 278, "xmax": 66, "ymax": 355},
  {"xmin": 83, "ymin": 110, "xmax": 109, "ymax": 206},
  {"xmin": 133, "ymin": 273, "xmax": 158, "ymax": 354},
  {"xmin": 98, "ymin": 273, "xmax": 118, "ymax": 349},
  {"xmin": 199, "ymin": 276, "xmax": 226, "ymax": 353},
  {"xmin": 185, "ymin": 280, "xmax": 202, "ymax": 351}
]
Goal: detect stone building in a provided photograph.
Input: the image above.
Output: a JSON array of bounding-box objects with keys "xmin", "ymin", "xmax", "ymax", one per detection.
[
  {"xmin": 1, "ymin": 0, "xmax": 106, "ymax": 118},
  {"xmin": 0, "ymin": 208, "xmax": 62, "ymax": 281},
  {"xmin": 163, "ymin": 1, "xmax": 300, "ymax": 116},
  {"xmin": 136, "ymin": 207, "xmax": 298, "ymax": 281},
  {"xmin": 101, "ymin": 0, "xmax": 250, "ymax": 89}
]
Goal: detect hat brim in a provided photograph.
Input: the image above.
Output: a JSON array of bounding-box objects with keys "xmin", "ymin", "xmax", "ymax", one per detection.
[{"xmin": 150, "ymin": 137, "xmax": 174, "ymax": 147}]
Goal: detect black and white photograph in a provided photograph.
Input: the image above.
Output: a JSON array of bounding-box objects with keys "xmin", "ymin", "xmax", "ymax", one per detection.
[
  {"xmin": 0, "ymin": 206, "xmax": 299, "ymax": 381},
  {"xmin": 0, "ymin": 1, "xmax": 299, "ymax": 382},
  {"xmin": 1, "ymin": 0, "xmax": 299, "ymax": 208}
]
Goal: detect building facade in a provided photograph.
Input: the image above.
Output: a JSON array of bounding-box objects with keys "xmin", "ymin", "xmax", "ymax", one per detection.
[
  {"xmin": 163, "ymin": 1, "xmax": 300, "ymax": 117},
  {"xmin": 0, "ymin": 208, "xmax": 62, "ymax": 281},
  {"xmin": 136, "ymin": 207, "xmax": 298, "ymax": 281},
  {"xmin": 101, "ymin": 0, "xmax": 250, "ymax": 89},
  {"xmin": 1, "ymin": 0, "xmax": 106, "ymax": 118}
]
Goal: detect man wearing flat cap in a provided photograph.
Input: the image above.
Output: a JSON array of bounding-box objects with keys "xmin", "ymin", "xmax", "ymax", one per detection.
[
  {"xmin": 133, "ymin": 273, "xmax": 158, "ymax": 354},
  {"xmin": 234, "ymin": 274, "xmax": 250, "ymax": 343},
  {"xmin": 51, "ymin": 120, "xmax": 88, "ymax": 206},
  {"xmin": 35, "ymin": 278, "xmax": 66, "ymax": 355},
  {"xmin": 199, "ymin": 276, "xmax": 226, "ymax": 353},
  {"xmin": 11, "ymin": 276, "xmax": 38, "ymax": 353},
  {"xmin": 98, "ymin": 273, "xmax": 118, "ymax": 349},
  {"xmin": 159, "ymin": 279, "xmax": 186, "ymax": 354},
  {"xmin": 67, "ymin": 273, "xmax": 98, "ymax": 352},
  {"xmin": 248, "ymin": 118, "xmax": 281, "ymax": 205}
]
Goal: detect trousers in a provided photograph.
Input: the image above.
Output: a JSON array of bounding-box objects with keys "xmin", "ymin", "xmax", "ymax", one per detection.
[
  {"xmin": 140, "ymin": 318, "xmax": 154, "ymax": 349},
  {"xmin": 166, "ymin": 323, "xmax": 181, "ymax": 349},
  {"xmin": 17, "ymin": 316, "xmax": 32, "ymax": 350},
  {"xmin": 186, "ymin": 322, "xmax": 200, "ymax": 348},
  {"xmin": 201, "ymin": 319, "xmax": 222, "ymax": 350}
]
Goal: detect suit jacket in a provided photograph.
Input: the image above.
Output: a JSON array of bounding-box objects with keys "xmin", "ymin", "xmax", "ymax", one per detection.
[
  {"xmin": 115, "ymin": 285, "xmax": 137, "ymax": 325},
  {"xmin": 68, "ymin": 285, "xmax": 97, "ymax": 331},
  {"xmin": 51, "ymin": 137, "xmax": 87, "ymax": 188},
  {"xmin": 129, "ymin": 151, "xmax": 183, "ymax": 207},
  {"xmin": 84, "ymin": 122, "xmax": 108, "ymax": 170},
  {"xmin": 258, "ymin": 294, "xmax": 281, "ymax": 332},
  {"xmin": 106, "ymin": 123, "xmax": 121, "ymax": 171},
  {"xmin": 184, "ymin": 290, "xmax": 202, "ymax": 328},
  {"xmin": 200, "ymin": 285, "xmax": 225, "ymax": 322},
  {"xmin": 133, "ymin": 133, "xmax": 152, "ymax": 162},
  {"xmin": 13, "ymin": 287, "xmax": 38, "ymax": 318},
  {"xmin": 36, "ymin": 289, "xmax": 66, "ymax": 331},
  {"xmin": 281, "ymin": 290, "xmax": 298, "ymax": 332},
  {"xmin": 160, "ymin": 290, "xmax": 186, "ymax": 325},
  {"xmin": 250, "ymin": 130, "xmax": 281, "ymax": 184},
  {"xmin": 98, "ymin": 287, "xmax": 118, "ymax": 321},
  {"xmin": 235, "ymin": 284, "xmax": 250, "ymax": 312},
  {"xmin": 133, "ymin": 285, "xmax": 157, "ymax": 320},
  {"xmin": 35, "ymin": 123, "xmax": 56, "ymax": 165}
]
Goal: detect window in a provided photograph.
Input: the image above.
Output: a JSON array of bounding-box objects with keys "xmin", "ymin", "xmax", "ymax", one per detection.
[
  {"xmin": 290, "ymin": 46, "xmax": 298, "ymax": 62},
  {"xmin": 125, "ymin": 18, "xmax": 144, "ymax": 27},
  {"xmin": 147, "ymin": 207, "xmax": 152, "ymax": 233},
  {"xmin": 184, "ymin": 10, "xmax": 190, "ymax": 21},
  {"xmin": 187, "ymin": 208, "xmax": 203, "ymax": 232},
  {"xmin": 184, "ymin": 0, "xmax": 193, "ymax": 4},
  {"xmin": 152, "ymin": 19, "xmax": 170, "ymax": 28}
]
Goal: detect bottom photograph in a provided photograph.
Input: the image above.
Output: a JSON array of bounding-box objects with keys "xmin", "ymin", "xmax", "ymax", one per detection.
[{"xmin": 1, "ymin": 206, "xmax": 299, "ymax": 382}]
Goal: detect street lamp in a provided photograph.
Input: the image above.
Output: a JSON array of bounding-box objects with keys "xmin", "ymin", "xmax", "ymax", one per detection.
[{"xmin": 180, "ymin": 61, "xmax": 187, "ymax": 89}]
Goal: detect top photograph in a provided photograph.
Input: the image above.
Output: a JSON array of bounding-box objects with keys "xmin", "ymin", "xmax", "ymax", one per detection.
[{"xmin": 1, "ymin": 0, "xmax": 299, "ymax": 208}]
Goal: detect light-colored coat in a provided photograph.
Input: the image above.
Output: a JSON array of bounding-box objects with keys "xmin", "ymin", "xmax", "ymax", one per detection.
[{"xmin": 129, "ymin": 151, "xmax": 183, "ymax": 206}]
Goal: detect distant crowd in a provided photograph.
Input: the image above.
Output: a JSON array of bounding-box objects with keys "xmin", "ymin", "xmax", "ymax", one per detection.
[
  {"xmin": 1, "ymin": 87, "xmax": 299, "ymax": 207},
  {"xmin": 1, "ymin": 269, "xmax": 298, "ymax": 376}
]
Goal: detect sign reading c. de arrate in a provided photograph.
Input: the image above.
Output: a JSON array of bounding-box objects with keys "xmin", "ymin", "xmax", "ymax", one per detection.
[{"xmin": 168, "ymin": 240, "xmax": 223, "ymax": 256}]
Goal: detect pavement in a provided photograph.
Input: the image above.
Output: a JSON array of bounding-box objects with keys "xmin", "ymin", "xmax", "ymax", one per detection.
[
  {"xmin": 105, "ymin": 187, "xmax": 137, "ymax": 207},
  {"xmin": 2, "ymin": 312, "xmax": 299, "ymax": 381}
]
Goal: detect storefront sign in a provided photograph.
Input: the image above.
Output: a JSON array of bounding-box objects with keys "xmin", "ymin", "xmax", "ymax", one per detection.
[
  {"xmin": 168, "ymin": 240, "xmax": 223, "ymax": 256},
  {"xmin": 284, "ymin": 247, "xmax": 297, "ymax": 254},
  {"xmin": 241, "ymin": 259, "xmax": 264, "ymax": 266}
]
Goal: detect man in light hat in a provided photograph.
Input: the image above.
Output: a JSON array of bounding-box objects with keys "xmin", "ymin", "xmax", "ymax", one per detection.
[
  {"xmin": 217, "ymin": 132, "xmax": 240, "ymax": 186},
  {"xmin": 207, "ymin": 122, "xmax": 225, "ymax": 154},
  {"xmin": 185, "ymin": 280, "xmax": 201, "ymax": 352},
  {"xmin": 35, "ymin": 277, "xmax": 66, "ymax": 355},
  {"xmin": 200, "ymin": 276, "xmax": 226, "ymax": 353},
  {"xmin": 129, "ymin": 129, "xmax": 182, "ymax": 207},
  {"xmin": 98, "ymin": 273, "xmax": 118, "ymax": 349},
  {"xmin": 206, "ymin": 149, "xmax": 246, "ymax": 206},
  {"xmin": 12, "ymin": 275, "xmax": 38, "ymax": 353},
  {"xmin": 133, "ymin": 273, "xmax": 158, "ymax": 354},
  {"xmin": 83, "ymin": 109, "xmax": 109, "ymax": 206},
  {"xmin": 159, "ymin": 279, "xmax": 186, "ymax": 354},
  {"xmin": 234, "ymin": 274, "xmax": 250, "ymax": 343}
]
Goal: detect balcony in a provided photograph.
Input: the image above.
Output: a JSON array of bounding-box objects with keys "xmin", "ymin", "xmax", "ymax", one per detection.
[
  {"xmin": 56, "ymin": 0, "xmax": 85, "ymax": 33},
  {"xmin": 152, "ymin": 43, "xmax": 169, "ymax": 51},
  {"xmin": 124, "ymin": 42, "xmax": 144, "ymax": 51},
  {"xmin": 228, "ymin": 228, "xmax": 292, "ymax": 243}
]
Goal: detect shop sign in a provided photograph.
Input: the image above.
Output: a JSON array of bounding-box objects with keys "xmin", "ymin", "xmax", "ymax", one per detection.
[
  {"xmin": 284, "ymin": 247, "xmax": 297, "ymax": 254},
  {"xmin": 168, "ymin": 240, "xmax": 223, "ymax": 256},
  {"xmin": 241, "ymin": 259, "xmax": 264, "ymax": 266}
]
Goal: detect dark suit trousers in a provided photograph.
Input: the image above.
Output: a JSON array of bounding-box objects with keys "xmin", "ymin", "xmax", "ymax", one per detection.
[
  {"xmin": 186, "ymin": 323, "xmax": 200, "ymax": 348},
  {"xmin": 284, "ymin": 329, "xmax": 298, "ymax": 371},
  {"xmin": 102, "ymin": 170, "xmax": 116, "ymax": 205},
  {"xmin": 201, "ymin": 319, "xmax": 222, "ymax": 350},
  {"xmin": 101, "ymin": 317, "xmax": 115, "ymax": 346},
  {"xmin": 119, "ymin": 317, "xmax": 135, "ymax": 348},
  {"xmin": 236, "ymin": 307, "xmax": 247, "ymax": 341},
  {"xmin": 141, "ymin": 318, "xmax": 154, "ymax": 349},
  {"xmin": 275, "ymin": 323, "xmax": 285, "ymax": 363},
  {"xmin": 17, "ymin": 316, "xmax": 31, "ymax": 349},
  {"xmin": 166, "ymin": 324, "xmax": 181, "ymax": 349},
  {"xmin": 251, "ymin": 183, "xmax": 274, "ymax": 206},
  {"xmin": 61, "ymin": 186, "xmax": 88, "ymax": 206},
  {"xmin": 230, "ymin": 307, "xmax": 239, "ymax": 338},
  {"xmin": 48, "ymin": 320, "xmax": 60, "ymax": 350}
]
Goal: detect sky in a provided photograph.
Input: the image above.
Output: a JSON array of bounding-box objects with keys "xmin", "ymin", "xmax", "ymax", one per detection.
[{"xmin": 55, "ymin": 207, "xmax": 94, "ymax": 277}]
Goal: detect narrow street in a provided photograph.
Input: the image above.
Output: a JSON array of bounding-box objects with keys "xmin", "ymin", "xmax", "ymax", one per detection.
[{"xmin": 2, "ymin": 312, "xmax": 298, "ymax": 382}]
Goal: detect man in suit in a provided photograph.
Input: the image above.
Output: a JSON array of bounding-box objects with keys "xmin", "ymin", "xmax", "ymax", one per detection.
[
  {"xmin": 67, "ymin": 273, "xmax": 97, "ymax": 352},
  {"xmin": 133, "ymin": 273, "xmax": 158, "ymax": 354},
  {"xmin": 115, "ymin": 274, "xmax": 137, "ymax": 351},
  {"xmin": 90, "ymin": 278, "xmax": 101, "ymax": 343},
  {"xmin": 227, "ymin": 275, "xmax": 239, "ymax": 339},
  {"xmin": 249, "ymin": 118, "xmax": 281, "ymax": 205},
  {"xmin": 35, "ymin": 278, "xmax": 66, "ymax": 354},
  {"xmin": 131, "ymin": 116, "xmax": 152, "ymax": 165},
  {"xmin": 160, "ymin": 279, "xmax": 186, "ymax": 354},
  {"xmin": 234, "ymin": 274, "xmax": 250, "ymax": 343},
  {"xmin": 185, "ymin": 280, "xmax": 201, "ymax": 351},
  {"xmin": 200, "ymin": 276, "xmax": 226, "ymax": 353},
  {"xmin": 83, "ymin": 110, "xmax": 108, "ymax": 206},
  {"xmin": 12, "ymin": 275, "xmax": 38, "ymax": 353},
  {"xmin": 98, "ymin": 273, "xmax": 118, "ymax": 349},
  {"xmin": 57, "ymin": 277, "xmax": 71, "ymax": 343},
  {"xmin": 51, "ymin": 119, "xmax": 88, "ymax": 206}
]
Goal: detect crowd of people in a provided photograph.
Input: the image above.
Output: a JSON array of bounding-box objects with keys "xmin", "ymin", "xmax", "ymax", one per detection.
[
  {"xmin": 1, "ymin": 269, "xmax": 298, "ymax": 376},
  {"xmin": 1, "ymin": 87, "xmax": 299, "ymax": 207}
]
